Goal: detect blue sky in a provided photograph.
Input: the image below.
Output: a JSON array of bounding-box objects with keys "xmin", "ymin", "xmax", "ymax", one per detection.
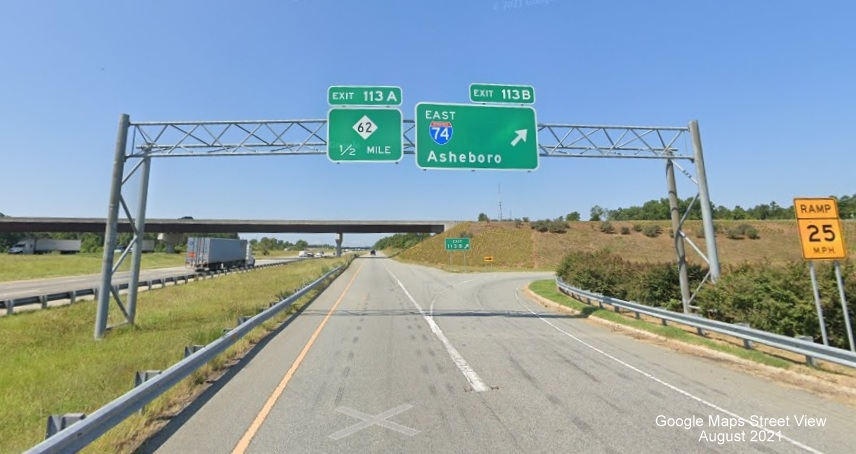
[{"xmin": 1, "ymin": 1, "xmax": 854, "ymax": 247}]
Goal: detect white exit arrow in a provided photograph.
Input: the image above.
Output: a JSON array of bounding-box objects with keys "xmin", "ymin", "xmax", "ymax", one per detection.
[{"xmin": 511, "ymin": 129, "xmax": 528, "ymax": 147}]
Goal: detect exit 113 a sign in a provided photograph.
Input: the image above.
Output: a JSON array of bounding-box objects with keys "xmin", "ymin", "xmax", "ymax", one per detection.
[{"xmin": 328, "ymin": 86, "xmax": 402, "ymax": 106}]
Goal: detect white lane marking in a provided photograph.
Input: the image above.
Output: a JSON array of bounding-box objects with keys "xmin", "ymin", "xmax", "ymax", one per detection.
[
  {"xmin": 429, "ymin": 278, "xmax": 481, "ymax": 318},
  {"xmin": 513, "ymin": 286, "xmax": 824, "ymax": 454},
  {"xmin": 386, "ymin": 267, "xmax": 490, "ymax": 393}
]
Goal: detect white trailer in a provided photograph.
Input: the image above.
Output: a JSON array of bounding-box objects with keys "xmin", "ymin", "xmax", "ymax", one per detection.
[
  {"xmin": 7, "ymin": 238, "xmax": 82, "ymax": 255},
  {"xmin": 185, "ymin": 237, "xmax": 254, "ymax": 271}
]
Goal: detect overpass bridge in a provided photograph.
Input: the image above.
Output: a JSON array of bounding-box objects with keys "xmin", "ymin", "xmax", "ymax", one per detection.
[
  {"xmin": 0, "ymin": 217, "xmax": 455, "ymax": 234},
  {"xmin": 0, "ymin": 216, "xmax": 457, "ymax": 256}
]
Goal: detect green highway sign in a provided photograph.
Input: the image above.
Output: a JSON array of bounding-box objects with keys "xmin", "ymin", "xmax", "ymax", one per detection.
[
  {"xmin": 415, "ymin": 102, "xmax": 538, "ymax": 171},
  {"xmin": 445, "ymin": 238, "xmax": 471, "ymax": 251},
  {"xmin": 327, "ymin": 108, "xmax": 402, "ymax": 162},
  {"xmin": 328, "ymin": 86, "xmax": 402, "ymax": 106},
  {"xmin": 469, "ymin": 83, "xmax": 535, "ymax": 104}
]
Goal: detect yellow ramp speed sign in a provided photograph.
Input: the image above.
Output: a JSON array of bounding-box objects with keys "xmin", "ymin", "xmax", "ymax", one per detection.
[{"xmin": 794, "ymin": 198, "xmax": 847, "ymax": 260}]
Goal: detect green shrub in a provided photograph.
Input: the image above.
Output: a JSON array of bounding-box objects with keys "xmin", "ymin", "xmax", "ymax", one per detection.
[
  {"xmin": 732, "ymin": 224, "xmax": 760, "ymax": 239},
  {"xmin": 744, "ymin": 227, "xmax": 760, "ymax": 239},
  {"xmin": 599, "ymin": 221, "xmax": 615, "ymax": 234},
  {"xmin": 633, "ymin": 224, "xmax": 643, "ymax": 232},
  {"xmin": 620, "ymin": 226, "xmax": 631, "ymax": 235},
  {"xmin": 558, "ymin": 250, "xmax": 856, "ymax": 349},
  {"xmin": 548, "ymin": 220, "xmax": 568, "ymax": 233},
  {"xmin": 642, "ymin": 224, "xmax": 662, "ymax": 238},
  {"xmin": 531, "ymin": 219, "xmax": 567, "ymax": 233},
  {"xmin": 726, "ymin": 228, "xmax": 744, "ymax": 240}
]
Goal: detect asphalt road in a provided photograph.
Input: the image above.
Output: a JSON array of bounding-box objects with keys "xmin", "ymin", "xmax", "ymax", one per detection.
[
  {"xmin": 0, "ymin": 257, "xmax": 299, "ymax": 303},
  {"xmin": 142, "ymin": 255, "xmax": 856, "ymax": 454}
]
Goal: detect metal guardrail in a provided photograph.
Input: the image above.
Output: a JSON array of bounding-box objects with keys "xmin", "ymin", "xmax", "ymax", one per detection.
[
  {"xmin": 556, "ymin": 277, "xmax": 856, "ymax": 370},
  {"xmin": 25, "ymin": 264, "xmax": 346, "ymax": 454},
  {"xmin": 1, "ymin": 262, "xmax": 290, "ymax": 314}
]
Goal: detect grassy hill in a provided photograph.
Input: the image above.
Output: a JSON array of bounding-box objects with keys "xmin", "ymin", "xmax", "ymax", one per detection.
[{"xmin": 397, "ymin": 220, "xmax": 856, "ymax": 271}]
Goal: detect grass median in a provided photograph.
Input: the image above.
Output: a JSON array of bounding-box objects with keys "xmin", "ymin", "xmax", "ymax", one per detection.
[
  {"xmin": 0, "ymin": 252, "xmax": 186, "ymax": 282},
  {"xmin": 0, "ymin": 257, "xmax": 350, "ymax": 453}
]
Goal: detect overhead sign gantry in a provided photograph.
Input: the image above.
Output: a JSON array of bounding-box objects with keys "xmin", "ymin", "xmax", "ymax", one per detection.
[{"xmin": 93, "ymin": 82, "xmax": 720, "ymax": 338}]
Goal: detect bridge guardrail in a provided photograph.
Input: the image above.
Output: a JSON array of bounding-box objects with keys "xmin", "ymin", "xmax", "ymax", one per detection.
[
  {"xmin": 25, "ymin": 264, "xmax": 346, "ymax": 454},
  {"xmin": 556, "ymin": 277, "xmax": 856, "ymax": 370},
  {"xmin": 1, "ymin": 262, "xmax": 290, "ymax": 315}
]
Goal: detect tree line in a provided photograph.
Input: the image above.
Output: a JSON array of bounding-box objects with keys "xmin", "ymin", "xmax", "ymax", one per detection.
[
  {"xmin": 590, "ymin": 194, "xmax": 856, "ymax": 221},
  {"xmin": 374, "ymin": 233, "xmax": 430, "ymax": 250},
  {"xmin": 476, "ymin": 194, "xmax": 855, "ymax": 224}
]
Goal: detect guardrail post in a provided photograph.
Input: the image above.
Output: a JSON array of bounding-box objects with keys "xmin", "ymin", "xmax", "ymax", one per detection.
[
  {"xmin": 237, "ymin": 316, "xmax": 251, "ymax": 325},
  {"xmin": 687, "ymin": 314, "xmax": 705, "ymax": 336},
  {"xmin": 796, "ymin": 336, "xmax": 817, "ymax": 367},
  {"xmin": 134, "ymin": 370, "xmax": 161, "ymax": 414},
  {"xmin": 39, "ymin": 295, "xmax": 48, "ymax": 310},
  {"xmin": 736, "ymin": 323, "xmax": 753, "ymax": 349},
  {"xmin": 45, "ymin": 413, "xmax": 86, "ymax": 440},
  {"xmin": 6, "ymin": 300, "xmax": 14, "ymax": 315},
  {"xmin": 134, "ymin": 370, "xmax": 162, "ymax": 387},
  {"xmin": 661, "ymin": 319, "xmax": 668, "ymax": 326},
  {"xmin": 183, "ymin": 345, "xmax": 204, "ymax": 358},
  {"xmin": 634, "ymin": 311, "xmax": 641, "ymax": 320}
]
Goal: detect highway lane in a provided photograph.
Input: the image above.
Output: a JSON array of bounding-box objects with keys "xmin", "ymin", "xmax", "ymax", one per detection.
[
  {"xmin": 0, "ymin": 257, "xmax": 300, "ymax": 302},
  {"xmin": 143, "ymin": 255, "xmax": 856, "ymax": 453}
]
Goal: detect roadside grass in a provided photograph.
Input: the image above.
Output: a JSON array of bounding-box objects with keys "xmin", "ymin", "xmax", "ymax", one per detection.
[
  {"xmin": 0, "ymin": 253, "xmax": 186, "ymax": 282},
  {"xmin": 394, "ymin": 220, "xmax": 856, "ymax": 272},
  {"xmin": 399, "ymin": 222, "xmax": 535, "ymax": 269},
  {"xmin": 0, "ymin": 257, "xmax": 350, "ymax": 453},
  {"xmin": 528, "ymin": 280, "xmax": 792, "ymax": 369}
]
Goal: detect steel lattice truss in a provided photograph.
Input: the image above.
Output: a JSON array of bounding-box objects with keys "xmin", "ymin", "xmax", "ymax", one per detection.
[{"xmin": 128, "ymin": 120, "xmax": 694, "ymax": 160}]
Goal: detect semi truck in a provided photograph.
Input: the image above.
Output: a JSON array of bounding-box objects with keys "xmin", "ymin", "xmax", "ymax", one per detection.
[
  {"xmin": 7, "ymin": 238, "xmax": 82, "ymax": 255},
  {"xmin": 185, "ymin": 237, "xmax": 255, "ymax": 271}
]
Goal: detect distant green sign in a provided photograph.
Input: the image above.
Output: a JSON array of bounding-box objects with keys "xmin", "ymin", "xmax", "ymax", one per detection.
[
  {"xmin": 469, "ymin": 83, "xmax": 535, "ymax": 104},
  {"xmin": 445, "ymin": 238, "xmax": 471, "ymax": 251},
  {"xmin": 415, "ymin": 102, "xmax": 538, "ymax": 171},
  {"xmin": 328, "ymin": 86, "xmax": 402, "ymax": 106},
  {"xmin": 327, "ymin": 108, "xmax": 402, "ymax": 162}
]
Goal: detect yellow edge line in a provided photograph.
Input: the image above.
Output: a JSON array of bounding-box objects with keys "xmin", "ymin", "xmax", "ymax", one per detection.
[{"xmin": 231, "ymin": 261, "xmax": 364, "ymax": 453}]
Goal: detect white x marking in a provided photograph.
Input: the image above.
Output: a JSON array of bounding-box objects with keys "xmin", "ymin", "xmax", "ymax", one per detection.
[{"xmin": 328, "ymin": 404, "xmax": 419, "ymax": 440}]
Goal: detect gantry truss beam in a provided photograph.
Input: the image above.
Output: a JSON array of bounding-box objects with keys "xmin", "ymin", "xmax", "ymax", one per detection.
[{"xmin": 128, "ymin": 120, "xmax": 694, "ymax": 160}]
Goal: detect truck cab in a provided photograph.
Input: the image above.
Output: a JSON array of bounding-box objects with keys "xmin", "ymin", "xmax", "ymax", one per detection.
[
  {"xmin": 7, "ymin": 243, "xmax": 26, "ymax": 254},
  {"xmin": 7, "ymin": 239, "xmax": 34, "ymax": 254}
]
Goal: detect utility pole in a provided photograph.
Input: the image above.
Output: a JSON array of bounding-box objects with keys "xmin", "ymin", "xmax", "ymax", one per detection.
[{"xmin": 498, "ymin": 183, "xmax": 503, "ymax": 221}]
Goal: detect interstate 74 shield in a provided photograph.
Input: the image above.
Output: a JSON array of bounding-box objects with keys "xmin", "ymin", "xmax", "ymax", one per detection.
[{"xmin": 429, "ymin": 121, "xmax": 453, "ymax": 145}]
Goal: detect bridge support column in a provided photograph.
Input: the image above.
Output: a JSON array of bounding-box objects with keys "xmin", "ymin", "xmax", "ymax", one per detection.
[
  {"xmin": 335, "ymin": 233, "xmax": 343, "ymax": 257},
  {"xmin": 157, "ymin": 233, "xmax": 183, "ymax": 254}
]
